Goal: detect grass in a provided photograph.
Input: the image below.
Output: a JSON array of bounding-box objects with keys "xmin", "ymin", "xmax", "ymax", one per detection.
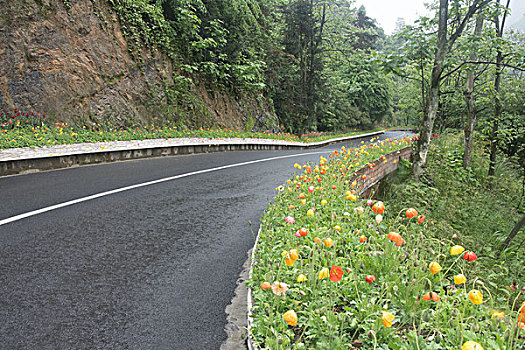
[
  {"xmin": 382, "ymin": 133, "xmax": 524, "ymax": 305},
  {"xmin": 0, "ymin": 110, "xmax": 383, "ymax": 149},
  {"xmin": 248, "ymin": 134, "xmax": 524, "ymax": 349}
]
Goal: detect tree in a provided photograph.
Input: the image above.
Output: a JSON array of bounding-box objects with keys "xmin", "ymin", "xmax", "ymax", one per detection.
[
  {"xmin": 412, "ymin": 0, "xmax": 491, "ymax": 178},
  {"xmin": 320, "ymin": 3, "xmax": 388, "ymax": 131},
  {"xmin": 271, "ymin": 0, "xmax": 327, "ymax": 134},
  {"xmin": 488, "ymin": 0, "xmax": 511, "ymax": 182},
  {"xmin": 463, "ymin": 15, "xmax": 484, "ymax": 168}
]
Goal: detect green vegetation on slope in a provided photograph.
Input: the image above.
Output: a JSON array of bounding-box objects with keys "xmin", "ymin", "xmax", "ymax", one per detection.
[{"xmin": 382, "ymin": 133, "xmax": 524, "ymax": 292}]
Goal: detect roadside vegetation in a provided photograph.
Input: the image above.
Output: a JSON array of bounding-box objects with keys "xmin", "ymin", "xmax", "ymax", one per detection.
[
  {"xmin": 248, "ymin": 134, "xmax": 524, "ymax": 349},
  {"xmin": 0, "ymin": 110, "xmax": 383, "ymax": 149}
]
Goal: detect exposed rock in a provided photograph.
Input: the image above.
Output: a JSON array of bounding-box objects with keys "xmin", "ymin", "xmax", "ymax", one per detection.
[
  {"xmin": 0, "ymin": 0, "xmax": 279, "ymax": 130},
  {"xmin": 0, "ymin": 0, "xmax": 174, "ymax": 124}
]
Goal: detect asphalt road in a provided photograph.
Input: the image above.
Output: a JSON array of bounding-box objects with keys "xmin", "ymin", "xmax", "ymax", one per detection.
[{"xmin": 0, "ymin": 131, "xmax": 411, "ymax": 350}]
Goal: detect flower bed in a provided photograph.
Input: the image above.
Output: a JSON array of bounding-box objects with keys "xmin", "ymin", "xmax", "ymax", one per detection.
[
  {"xmin": 248, "ymin": 137, "xmax": 524, "ymax": 349},
  {"xmin": 0, "ymin": 109, "xmax": 381, "ymax": 149}
]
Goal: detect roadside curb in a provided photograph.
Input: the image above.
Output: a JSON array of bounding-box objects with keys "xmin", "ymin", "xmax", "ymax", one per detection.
[
  {"xmin": 246, "ymin": 226, "xmax": 261, "ymax": 350},
  {"xmin": 0, "ymin": 131, "xmax": 385, "ymax": 176}
]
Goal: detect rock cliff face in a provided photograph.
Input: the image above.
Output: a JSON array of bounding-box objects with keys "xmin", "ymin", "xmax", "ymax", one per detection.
[{"xmin": 0, "ymin": 0, "xmax": 278, "ymax": 130}]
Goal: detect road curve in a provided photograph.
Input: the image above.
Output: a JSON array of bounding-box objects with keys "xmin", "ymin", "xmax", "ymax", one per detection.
[{"xmin": 0, "ymin": 131, "xmax": 412, "ymax": 350}]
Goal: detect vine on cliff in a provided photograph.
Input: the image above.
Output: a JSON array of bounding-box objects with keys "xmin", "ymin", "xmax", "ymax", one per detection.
[{"xmin": 107, "ymin": 0, "xmax": 176, "ymax": 58}]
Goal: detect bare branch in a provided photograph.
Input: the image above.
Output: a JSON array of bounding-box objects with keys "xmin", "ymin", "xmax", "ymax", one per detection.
[
  {"xmin": 449, "ymin": 0, "xmax": 491, "ymax": 47},
  {"xmin": 442, "ymin": 60, "xmax": 525, "ymax": 80}
]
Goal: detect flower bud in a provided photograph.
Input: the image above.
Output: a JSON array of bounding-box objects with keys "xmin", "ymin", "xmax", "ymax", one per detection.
[{"xmin": 435, "ymin": 333, "xmax": 443, "ymax": 343}]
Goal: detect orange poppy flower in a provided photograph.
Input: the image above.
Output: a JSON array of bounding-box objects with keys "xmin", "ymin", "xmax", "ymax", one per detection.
[
  {"xmin": 381, "ymin": 311, "xmax": 395, "ymax": 328},
  {"xmin": 406, "ymin": 208, "xmax": 418, "ymax": 219},
  {"xmin": 261, "ymin": 282, "xmax": 271, "ymax": 290},
  {"xmin": 429, "ymin": 262, "xmax": 442, "ymax": 274},
  {"xmin": 372, "ymin": 201, "xmax": 385, "ymax": 214},
  {"xmin": 298, "ymin": 227, "xmax": 308, "ymax": 237},
  {"xmin": 422, "ymin": 292, "xmax": 440, "ymax": 302},
  {"xmin": 387, "ymin": 232, "xmax": 404, "ymax": 245}
]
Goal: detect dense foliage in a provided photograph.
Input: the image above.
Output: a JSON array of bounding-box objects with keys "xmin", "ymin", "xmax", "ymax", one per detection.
[{"xmin": 100, "ymin": 0, "xmax": 393, "ymax": 134}]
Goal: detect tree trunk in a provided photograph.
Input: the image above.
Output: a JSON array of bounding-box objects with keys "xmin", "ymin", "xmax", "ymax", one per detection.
[
  {"xmin": 463, "ymin": 16, "xmax": 484, "ymax": 168},
  {"xmin": 488, "ymin": 0, "xmax": 510, "ymax": 182},
  {"xmin": 497, "ymin": 213, "xmax": 525, "ymax": 257},
  {"xmin": 489, "ymin": 49, "xmax": 503, "ymax": 180},
  {"xmin": 412, "ymin": 0, "xmax": 448, "ymax": 178}
]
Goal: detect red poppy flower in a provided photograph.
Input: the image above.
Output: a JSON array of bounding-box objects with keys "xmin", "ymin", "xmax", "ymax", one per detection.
[
  {"xmin": 463, "ymin": 251, "xmax": 477, "ymax": 262},
  {"xmin": 365, "ymin": 275, "xmax": 376, "ymax": 284},
  {"xmin": 330, "ymin": 266, "xmax": 344, "ymax": 282},
  {"xmin": 417, "ymin": 215, "xmax": 426, "ymax": 224},
  {"xmin": 298, "ymin": 227, "xmax": 308, "ymax": 237}
]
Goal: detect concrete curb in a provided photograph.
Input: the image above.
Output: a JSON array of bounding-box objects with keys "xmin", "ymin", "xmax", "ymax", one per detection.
[
  {"xmin": 246, "ymin": 226, "xmax": 261, "ymax": 350},
  {"xmin": 0, "ymin": 131, "xmax": 385, "ymax": 176}
]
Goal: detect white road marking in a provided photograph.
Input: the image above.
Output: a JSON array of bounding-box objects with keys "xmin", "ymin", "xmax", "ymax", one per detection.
[{"xmin": 0, "ymin": 151, "xmax": 327, "ymax": 226}]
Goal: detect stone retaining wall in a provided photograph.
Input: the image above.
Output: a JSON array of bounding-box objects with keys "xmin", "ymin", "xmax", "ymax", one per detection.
[{"xmin": 354, "ymin": 146, "xmax": 412, "ymax": 197}]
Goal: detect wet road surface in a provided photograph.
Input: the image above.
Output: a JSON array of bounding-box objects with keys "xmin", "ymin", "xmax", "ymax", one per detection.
[{"xmin": 0, "ymin": 131, "xmax": 411, "ymax": 349}]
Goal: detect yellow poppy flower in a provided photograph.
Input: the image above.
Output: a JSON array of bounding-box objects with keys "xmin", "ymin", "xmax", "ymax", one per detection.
[
  {"xmin": 450, "ymin": 245, "xmax": 465, "ymax": 255},
  {"xmin": 382, "ymin": 311, "xmax": 395, "ymax": 328},
  {"xmin": 491, "ymin": 311, "xmax": 505, "ymax": 319},
  {"xmin": 454, "ymin": 274, "xmax": 466, "ymax": 285},
  {"xmin": 321, "ymin": 199, "xmax": 327, "ymax": 205},
  {"xmin": 282, "ymin": 310, "xmax": 298, "ymax": 326},
  {"xmin": 297, "ymin": 274, "xmax": 307, "ymax": 282},
  {"xmin": 429, "ymin": 262, "xmax": 442, "ymax": 274},
  {"xmin": 307, "ymin": 209, "xmax": 314, "ymax": 216},
  {"xmin": 462, "ymin": 341, "xmax": 483, "ymax": 350},
  {"xmin": 468, "ymin": 290, "xmax": 483, "ymax": 305},
  {"xmin": 324, "ymin": 238, "xmax": 334, "ymax": 248},
  {"xmin": 347, "ymin": 194, "xmax": 357, "ymax": 201},
  {"xmin": 319, "ymin": 267, "xmax": 329, "ymax": 280}
]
